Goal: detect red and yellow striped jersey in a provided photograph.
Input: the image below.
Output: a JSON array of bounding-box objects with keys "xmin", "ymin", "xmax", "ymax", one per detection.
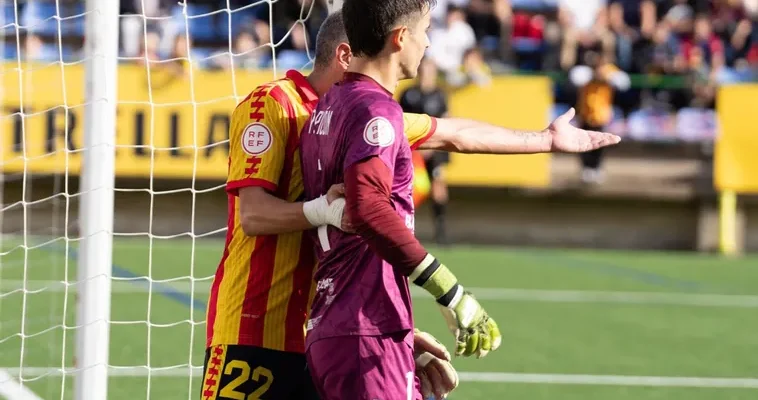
[{"xmin": 206, "ymin": 70, "xmax": 437, "ymax": 353}]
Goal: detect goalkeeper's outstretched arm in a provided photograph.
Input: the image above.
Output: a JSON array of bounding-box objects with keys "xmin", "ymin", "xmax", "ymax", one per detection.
[{"xmin": 345, "ymin": 156, "xmax": 501, "ymax": 358}]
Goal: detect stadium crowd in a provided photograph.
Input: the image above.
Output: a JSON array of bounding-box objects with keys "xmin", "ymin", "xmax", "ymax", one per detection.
[
  {"xmin": 3, "ymin": 1, "xmax": 756, "ymax": 78},
  {"xmin": 2, "ymin": 0, "xmax": 756, "ymax": 141}
]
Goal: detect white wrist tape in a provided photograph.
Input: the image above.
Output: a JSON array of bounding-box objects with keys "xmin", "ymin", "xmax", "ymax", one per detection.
[
  {"xmin": 303, "ymin": 195, "xmax": 345, "ymax": 228},
  {"xmin": 303, "ymin": 195, "xmax": 329, "ymax": 227}
]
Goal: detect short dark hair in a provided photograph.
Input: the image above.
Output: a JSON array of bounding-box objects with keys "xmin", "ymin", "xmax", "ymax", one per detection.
[
  {"xmin": 343, "ymin": 0, "xmax": 435, "ymax": 58},
  {"xmin": 314, "ymin": 11, "xmax": 348, "ymax": 68}
]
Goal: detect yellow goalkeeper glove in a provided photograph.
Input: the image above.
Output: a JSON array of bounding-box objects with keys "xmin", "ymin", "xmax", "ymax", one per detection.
[{"xmin": 410, "ymin": 254, "xmax": 502, "ymax": 358}]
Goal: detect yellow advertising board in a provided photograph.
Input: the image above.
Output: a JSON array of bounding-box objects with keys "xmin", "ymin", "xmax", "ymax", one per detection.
[
  {"xmin": 2, "ymin": 63, "xmax": 550, "ymax": 188},
  {"xmin": 395, "ymin": 76, "xmax": 552, "ymax": 188},
  {"xmin": 1, "ymin": 62, "xmax": 278, "ymax": 179},
  {"xmin": 443, "ymin": 76, "xmax": 550, "ymax": 188},
  {"xmin": 715, "ymin": 85, "xmax": 758, "ymax": 193}
]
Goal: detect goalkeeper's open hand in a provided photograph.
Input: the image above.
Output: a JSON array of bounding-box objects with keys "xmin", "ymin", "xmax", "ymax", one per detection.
[{"xmin": 439, "ymin": 291, "xmax": 501, "ymax": 358}]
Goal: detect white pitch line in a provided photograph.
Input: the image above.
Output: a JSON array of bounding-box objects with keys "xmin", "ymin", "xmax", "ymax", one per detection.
[
  {"xmin": 4, "ymin": 367, "xmax": 758, "ymax": 389},
  {"xmin": 455, "ymin": 372, "xmax": 758, "ymax": 388},
  {"xmin": 4, "ymin": 280, "xmax": 758, "ymax": 308},
  {"xmin": 444, "ymin": 287, "xmax": 758, "ymax": 308},
  {"xmin": 0, "ymin": 369, "xmax": 44, "ymax": 400}
]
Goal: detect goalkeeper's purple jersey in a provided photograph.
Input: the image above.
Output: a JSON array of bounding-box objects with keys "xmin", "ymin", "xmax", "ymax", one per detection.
[{"xmin": 300, "ymin": 73, "xmax": 416, "ymax": 347}]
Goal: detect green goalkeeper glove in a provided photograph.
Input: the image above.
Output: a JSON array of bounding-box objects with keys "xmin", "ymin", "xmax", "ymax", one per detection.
[
  {"xmin": 438, "ymin": 291, "xmax": 501, "ymax": 358},
  {"xmin": 410, "ymin": 254, "xmax": 502, "ymax": 358}
]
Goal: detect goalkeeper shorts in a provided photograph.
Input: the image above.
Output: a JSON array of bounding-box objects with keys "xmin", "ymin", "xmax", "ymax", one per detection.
[
  {"xmin": 201, "ymin": 344, "xmax": 319, "ymax": 400},
  {"xmin": 305, "ymin": 330, "xmax": 422, "ymax": 400}
]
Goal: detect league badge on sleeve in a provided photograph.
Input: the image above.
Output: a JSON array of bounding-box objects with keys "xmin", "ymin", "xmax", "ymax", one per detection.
[
  {"xmin": 241, "ymin": 122, "xmax": 273, "ymax": 155},
  {"xmin": 363, "ymin": 117, "xmax": 395, "ymax": 148}
]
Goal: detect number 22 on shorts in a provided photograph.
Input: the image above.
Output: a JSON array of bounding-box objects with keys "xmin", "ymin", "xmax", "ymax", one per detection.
[{"xmin": 217, "ymin": 360, "xmax": 273, "ymax": 400}]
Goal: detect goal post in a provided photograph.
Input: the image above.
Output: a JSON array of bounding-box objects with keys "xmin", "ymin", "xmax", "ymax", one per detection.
[
  {"xmin": 2, "ymin": 0, "xmax": 326, "ymax": 398},
  {"xmin": 74, "ymin": 0, "xmax": 119, "ymax": 399}
]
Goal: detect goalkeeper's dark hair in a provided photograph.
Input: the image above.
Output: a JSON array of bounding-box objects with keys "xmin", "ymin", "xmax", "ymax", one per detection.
[
  {"xmin": 314, "ymin": 11, "xmax": 348, "ymax": 68},
  {"xmin": 343, "ymin": 0, "xmax": 435, "ymax": 58}
]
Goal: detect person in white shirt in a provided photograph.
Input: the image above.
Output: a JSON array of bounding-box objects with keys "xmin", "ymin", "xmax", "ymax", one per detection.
[
  {"xmin": 430, "ymin": 0, "xmax": 471, "ymax": 28},
  {"xmin": 428, "ymin": 5, "xmax": 478, "ymax": 85},
  {"xmin": 559, "ymin": 0, "xmax": 616, "ymax": 70},
  {"xmin": 428, "ymin": 5, "xmax": 491, "ymax": 87}
]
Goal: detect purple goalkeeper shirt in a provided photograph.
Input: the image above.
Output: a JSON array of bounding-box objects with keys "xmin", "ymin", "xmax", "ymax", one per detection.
[{"xmin": 300, "ymin": 73, "xmax": 416, "ymax": 347}]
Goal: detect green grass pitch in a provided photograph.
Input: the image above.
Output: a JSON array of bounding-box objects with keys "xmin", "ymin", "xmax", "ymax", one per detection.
[{"xmin": 1, "ymin": 237, "xmax": 758, "ymax": 399}]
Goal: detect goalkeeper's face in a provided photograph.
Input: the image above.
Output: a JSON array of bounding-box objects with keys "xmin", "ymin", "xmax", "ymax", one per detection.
[{"xmin": 396, "ymin": 8, "xmax": 432, "ymax": 80}]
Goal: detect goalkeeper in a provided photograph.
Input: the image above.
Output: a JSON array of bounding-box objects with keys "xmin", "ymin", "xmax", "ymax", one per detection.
[{"xmin": 202, "ymin": 11, "xmax": 620, "ymax": 400}]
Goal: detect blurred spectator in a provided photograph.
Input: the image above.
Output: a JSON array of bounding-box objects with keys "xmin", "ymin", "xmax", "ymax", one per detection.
[
  {"xmin": 682, "ymin": 14, "xmax": 726, "ymax": 75},
  {"xmin": 232, "ymin": 30, "xmax": 266, "ymax": 70},
  {"xmin": 558, "ymin": 0, "xmax": 616, "ymax": 70},
  {"xmin": 135, "ymin": 30, "xmax": 188, "ymax": 81},
  {"xmin": 299, "ymin": 0, "xmax": 329, "ymax": 50},
  {"xmin": 428, "ymin": 5, "xmax": 490, "ymax": 87},
  {"xmin": 665, "ymin": 1, "xmax": 696, "ymax": 38},
  {"xmin": 657, "ymin": 0, "xmax": 712, "ymax": 18},
  {"xmin": 207, "ymin": 29, "xmax": 267, "ymax": 70},
  {"xmin": 492, "ymin": 0, "xmax": 515, "ymax": 62},
  {"xmin": 730, "ymin": 16, "xmax": 756, "ymax": 62},
  {"xmin": 274, "ymin": 22, "xmax": 311, "ymax": 69},
  {"xmin": 173, "ymin": 33, "xmax": 189, "ymax": 61},
  {"xmin": 120, "ymin": 0, "xmax": 173, "ymax": 58},
  {"xmin": 463, "ymin": 48, "xmax": 493, "ymax": 86},
  {"xmin": 726, "ymin": 0, "xmax": 758, "ymax": 76},
  {"xmin": 137, "ymin": 27, "xmax": 162, "ymax": 64},
  {"xmin": 253, "ymin": 18, "xmax": 272, "ymax": 51},
  {"xmin": 269, "ymin": 0, "xmax": 326, "ymax": 56},
  {"xmin": 569, "ymin": 51, "xmax": 630, "ymax": 183},
  {"xmin": 509, "ymin": 8, "xmax": 550, "ymax": 71},
  {"xmin": 711, "ymin": 0, "xmax": 746, "ymax": 43},
  {"xmin": 428, "ymin": 5, "xmax": 476, "ymax": 85},
  {"xmin": 644, "ymin": 21, "xmax": 687, "ymax": 75},
  {"xmin": 431, "ymin": 0, "xmax": 472, "ymax": 27},
  {"xmin": 685, "ymin": 46, "xmax": 719, "ymax": 106},
  {"xmin": 608, "ymin": 0, "xmax": 657, "ymax": 71},
  {"xmin": 467, "ymin": 0, "xmax": 510, "ymax": 57},
  {"xmin": 399, "ymin": 58, "xmax": 451, "ymax": 245},
  {"xmin": 21, "ymin": 0, "xmax": 85, "ymax": 61}
]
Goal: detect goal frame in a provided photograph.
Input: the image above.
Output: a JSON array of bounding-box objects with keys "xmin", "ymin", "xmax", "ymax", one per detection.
[{"xmin": 73, "ymin": 1, "xmax": 119, "ymax": 399}]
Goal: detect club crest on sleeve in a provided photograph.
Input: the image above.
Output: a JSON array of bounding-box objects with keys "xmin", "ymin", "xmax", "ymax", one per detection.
[
  {"xmin": 363, "ymin": 117, "xmax": 395, "ymax": 147},
  {"xmin": 241, "ymin": 122, "xmax": 273, "ymax": 155}
]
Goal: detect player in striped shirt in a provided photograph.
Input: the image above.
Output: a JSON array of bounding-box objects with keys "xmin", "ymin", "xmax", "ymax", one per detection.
[{"xmin": 201, "ymin": 11, "xmax": 621, "ymax": 400}]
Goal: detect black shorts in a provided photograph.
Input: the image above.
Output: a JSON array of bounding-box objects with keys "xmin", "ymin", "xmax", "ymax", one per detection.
[
  {"xmin": 424, "ymin": 151, "xmax": 450, "ymax": 180},
  {"xmin": 201, "ymin": 344, "xmax": 319, "ymax": 400}
]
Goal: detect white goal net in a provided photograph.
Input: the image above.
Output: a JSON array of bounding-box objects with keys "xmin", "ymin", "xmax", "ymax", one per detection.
[{"xmin": 0, "ymin": 0, "xmax": 327, "ymax": 399}]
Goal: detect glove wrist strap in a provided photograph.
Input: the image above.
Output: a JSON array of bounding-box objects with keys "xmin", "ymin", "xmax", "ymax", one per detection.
[{"xmin": 410, "ymin": 254, "xmax": 462, "ymax": 308}]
